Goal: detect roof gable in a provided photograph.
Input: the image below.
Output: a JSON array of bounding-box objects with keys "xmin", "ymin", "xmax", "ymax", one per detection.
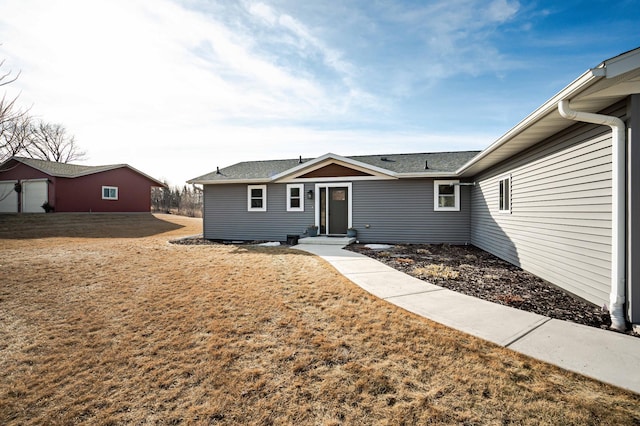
[
  {"xmin": 298, "ymin": 163, "xmax": 373, "ymax": 178},
  {"xmin": 272, "ymin": 153, "xmax": 396, "ymax": 182}
]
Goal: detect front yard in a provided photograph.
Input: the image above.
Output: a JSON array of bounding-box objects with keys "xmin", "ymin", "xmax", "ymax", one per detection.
[{"xmin": 1, "ymin": 214, "xmax": 639, "ymax": 424}]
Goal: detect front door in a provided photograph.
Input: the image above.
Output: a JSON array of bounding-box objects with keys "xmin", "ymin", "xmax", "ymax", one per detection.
[{"xmin": 319, "ymin": 185, "xmax": 349, "ymax": 235}]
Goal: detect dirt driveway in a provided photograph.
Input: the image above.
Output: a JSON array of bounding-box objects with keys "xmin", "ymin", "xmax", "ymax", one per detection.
[{"xmin": 1, "ymin": 214, "xmax": 639, "ymax": 425}]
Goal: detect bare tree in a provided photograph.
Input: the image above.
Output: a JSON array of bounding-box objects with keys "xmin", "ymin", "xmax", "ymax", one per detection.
[
  {"xmin": 0, "ymin": 114, "xmax": 31, "ymax": 161},
  {"xmin": 1, "ymin": 55, "xmax": 87, "ymax": 164},
  {"xmin": 28, "ymin": 121, "xmax": 86, "ymax": 163},
  {"xmin": 0, "ymin": 58, "xmax": 30, "ymax": 161},
  {"xmin": 151, "ymin": 183, "xmax": 202, "ymax": 217}
]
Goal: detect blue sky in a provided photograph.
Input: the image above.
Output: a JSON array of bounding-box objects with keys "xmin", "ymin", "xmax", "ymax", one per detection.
[{"xmin": 1, "ymin": 0, "xmax": 639, "ymax": 185}]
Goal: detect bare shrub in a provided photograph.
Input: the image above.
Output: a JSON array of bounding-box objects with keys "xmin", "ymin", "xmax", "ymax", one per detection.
[{"xmin": 414, "ymin": 264, "xmax": 460, "ymax": 279}]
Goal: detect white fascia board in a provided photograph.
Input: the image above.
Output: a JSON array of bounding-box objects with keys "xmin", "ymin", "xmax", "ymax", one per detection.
[
  {"xmin": 187, "ymin": 178, "xmax": 270, "ymax": 185},
  {"xmin": 269, "ymin": 152, "xmax": 338, "ymax": 180},
  {"xmin": 396, "ymin": 172, "xmax": 462, "ymax": 179},
  {"xmin": 600, "ymin": 47, "xmax": 640, "ymax": 78},
  {"xmin": 271, "ymin": 152, "xmax": 397, "ymax": 182},
  {"xmin": 280, "ymin": 175, "xmax": 395, "ymax": 183},
  {"xmin": 456, "ymin": 48, "xmax": 640, "ymax": 177},
  {"xmin": 455, "ymin": 69, "xmax": 600, "ymax": 176},
  {"xmin": 69, "ymin": 164, "xmax": 165, "ymax": 187}
]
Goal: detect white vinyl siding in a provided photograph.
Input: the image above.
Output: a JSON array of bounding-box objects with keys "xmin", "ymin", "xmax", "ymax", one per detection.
[
  {"xmin": 286, "ymin": 184, "xmax": 304, "ymax": 212},
  {"xmin": 434, "ymin": 180, "xmax": 460, "ymax": 211},
  {"xmin": 470, "ymin": 112, "xmax": 620, "ymax": 309},
  {"xmin": 247, "ymin": 185, "xmax": 267, "ymax": 212}
]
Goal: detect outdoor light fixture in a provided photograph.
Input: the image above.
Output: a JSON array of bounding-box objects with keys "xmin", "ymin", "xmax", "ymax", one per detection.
[{"xmin": 306, "ymin": 189, "xmax": 314, "ymax": 200}]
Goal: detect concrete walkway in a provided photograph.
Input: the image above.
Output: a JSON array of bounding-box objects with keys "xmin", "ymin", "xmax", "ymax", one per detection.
[{"xmin": 293, "ymin": 244, "xmax": 640, "ymax": 394}]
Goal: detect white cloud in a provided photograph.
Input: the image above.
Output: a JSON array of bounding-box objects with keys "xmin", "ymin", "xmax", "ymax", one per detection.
[
  {"xmin": 0, "ymin": 0, "xmax": 519, "ymax": 185},
  {"xmin": 248, "ymin": 2, "xmax": 278, "ymax": 25},
  {"xmin": 0, "ymin": 0, "xmax": 374, "ymax": 123},
  {"xmin": 485, "ymin": 0, "xmax": 520, "ymax": 22}
]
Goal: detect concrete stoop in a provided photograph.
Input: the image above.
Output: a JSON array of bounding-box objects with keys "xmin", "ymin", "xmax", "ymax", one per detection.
[{"xmin": 297, "ymin": 236, "xmax": 356, "ymax": 246}]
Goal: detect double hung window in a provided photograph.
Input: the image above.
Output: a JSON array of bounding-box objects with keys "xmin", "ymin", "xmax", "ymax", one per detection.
[
  {"xmin": 287, "ymin": 184, "xmax": 304, "ymax": 212},
  {"xmin": 247, "ymin": 185, "xmax": 267, "ymax": 211},
  {"xmin": 433, "ymin": 180, "xmax": 460, "ymax": 211}
]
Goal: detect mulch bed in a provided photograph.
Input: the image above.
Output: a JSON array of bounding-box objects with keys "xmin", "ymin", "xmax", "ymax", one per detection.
[{"xmin": 347, "ymin": 243, "xmax": 638, "ymax": 337}]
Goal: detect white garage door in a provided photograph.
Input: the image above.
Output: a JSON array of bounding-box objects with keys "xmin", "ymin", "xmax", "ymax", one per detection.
[
  {"xmin": 0, "ymin": 181, "xmax": 18, "ymax": 213},
  {"xmin": 22, "ymin": 180, "xmax": 48, "ymax": 213}
]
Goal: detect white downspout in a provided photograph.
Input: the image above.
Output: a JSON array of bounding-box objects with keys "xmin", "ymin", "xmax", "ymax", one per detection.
[{"xmin": 558, "ymin": 100, "xmax": 626, "ymax": 331}]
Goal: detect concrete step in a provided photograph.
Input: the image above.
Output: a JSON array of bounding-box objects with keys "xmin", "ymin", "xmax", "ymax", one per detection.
[{"xmin": 297, "ymin": 236, "xmax": 356, "ymax": 246}]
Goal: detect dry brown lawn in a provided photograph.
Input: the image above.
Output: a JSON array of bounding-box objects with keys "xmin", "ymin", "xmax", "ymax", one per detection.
[{"xmin": 1, "ymin": 213, "xmax": 639, "ymax": 425}]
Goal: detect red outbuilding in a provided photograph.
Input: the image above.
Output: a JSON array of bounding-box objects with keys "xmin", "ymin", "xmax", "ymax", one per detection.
[{"xmin": 0, "ymin": 157, "xmax": 166, "ymax": 213}]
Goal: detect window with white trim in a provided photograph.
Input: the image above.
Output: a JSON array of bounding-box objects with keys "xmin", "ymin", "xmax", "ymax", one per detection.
[
  {"xmin": 286, "ymin": 184, "xmax": 304, "ymax": 212},
  {"xmin": 247, "ymin": 185, "xmax": 267, "ymax": 211},
  {"xmin": 433, "ymin": 180, "xmax": 460, "ymax": 211},
  {"xmin": 102, "ymin": 186, "xmax": 118, "ymax": 200},
  {"xmin": 499, "ymin": 175, "xmax": 511, "ymax": 213}
]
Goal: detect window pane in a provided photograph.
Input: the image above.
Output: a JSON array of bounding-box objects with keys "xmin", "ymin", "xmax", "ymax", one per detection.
[
  {"xmin": 332, "ymin": 190, "xmax": 346, "ymax": 201},
  {"xmin": 290, "ymin": 188, "xmax": 299, "ymax": 197},
  {"xmin": 103, "ymin": 188, "xmax": 109, "ymax": 197},
  {"xmin": 251, "ymin": 199, "xmax": 263, "ymax": 208},
  {"xmin": 499, "ymin": 178, "xmax": 510, "ymax": 211},
  {"xmin": 290, "ymin": 199, "xmax": 300, "ymax": 208},
  {"xmin": 438, "ymin": 185, "xmax": 454, "ymax": 195},
  {"xmin": 251, "ymin": 188, "xmax": 262, "ymax": 198},
  {"xmin": 439, "ymin": 195, "xmax": 455, "ymax": 207},
  {"xmin": 504, "ymin": 179, "xmax": 510, "ymax": 208}
]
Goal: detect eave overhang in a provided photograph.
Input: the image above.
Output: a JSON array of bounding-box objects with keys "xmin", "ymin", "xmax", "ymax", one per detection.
[
  {"xmin": 187, "ymin": 177, "xmax": 271, "ymax": 185},
  {"xmin": 457, "ymin": 47, "xmax": 640, "ymax": 178}
]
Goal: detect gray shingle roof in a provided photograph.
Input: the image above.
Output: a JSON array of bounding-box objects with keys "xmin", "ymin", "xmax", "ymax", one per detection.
[
  {"xmin": 9, "ymin": 157, "xmax": 126, "ymax": 177},
  {"xmin": 350, "ymin": 151, "xmax": 480, "ymax": 174},
  {"xmin": 189, "ymin": 151, "xmax": 480, "ymax": 183},
  {"xmin": 2, "ymin": 157, "xmax": 166, "ymax": 186}
]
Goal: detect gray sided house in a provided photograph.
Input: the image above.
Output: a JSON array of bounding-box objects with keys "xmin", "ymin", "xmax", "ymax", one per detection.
[{"xmin": 190, "ymin": 47, "xmax": 640, "ymax": 330}]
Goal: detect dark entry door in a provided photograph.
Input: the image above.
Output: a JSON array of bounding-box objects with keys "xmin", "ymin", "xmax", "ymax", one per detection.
[{"xmin": 328, "ymin": 187, "xmax": 348, "ymax": 235}]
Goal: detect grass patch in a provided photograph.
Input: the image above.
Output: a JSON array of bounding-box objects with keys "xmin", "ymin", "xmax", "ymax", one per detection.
[
  {"xmin": 414, "ymin": 263, "xmax": 460, "ymax": 279},
  {"xmin": 0, "ymin": 214, "xmax": 639, "ymax": 424}
]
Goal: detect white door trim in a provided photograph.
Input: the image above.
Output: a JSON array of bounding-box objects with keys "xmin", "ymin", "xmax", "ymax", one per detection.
[{"xmin": 314, "ymin": 182, "xmax": 352, "ymax": 234}]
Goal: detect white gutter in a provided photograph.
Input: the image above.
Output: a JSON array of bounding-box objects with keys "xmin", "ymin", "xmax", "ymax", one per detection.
[{"xmin": 558, "ymin": 99, "xmax": 626, "ymax": 331}]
